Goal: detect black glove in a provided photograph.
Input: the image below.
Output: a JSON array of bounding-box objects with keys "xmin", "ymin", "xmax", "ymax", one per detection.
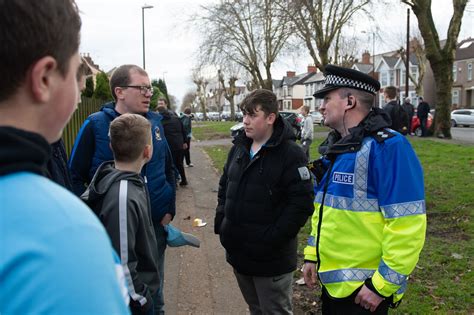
[{"xmin": 308, "ymin": 159, "xmax": 327, "ymax": 185}]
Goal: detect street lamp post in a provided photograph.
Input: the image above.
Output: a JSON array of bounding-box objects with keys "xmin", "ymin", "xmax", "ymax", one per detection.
[{"xmin": 142, "ymin": 4, "xmax": 153, "ymax": 70}]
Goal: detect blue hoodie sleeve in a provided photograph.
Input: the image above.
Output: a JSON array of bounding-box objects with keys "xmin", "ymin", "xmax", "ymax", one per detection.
[{"xmin": 69, "ymin": 119, "xmax": 95, "ymax": 196}]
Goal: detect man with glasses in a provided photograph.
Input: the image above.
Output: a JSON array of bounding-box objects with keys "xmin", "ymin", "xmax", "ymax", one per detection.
[{"xmin": 69, "ymin": 64, "xmax": 176, "ymax": 314}]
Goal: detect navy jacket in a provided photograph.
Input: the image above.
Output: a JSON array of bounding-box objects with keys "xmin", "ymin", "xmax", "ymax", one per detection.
[{"xmin": 69, "ymin": 102, "xmax": 176, "ymax": 221}]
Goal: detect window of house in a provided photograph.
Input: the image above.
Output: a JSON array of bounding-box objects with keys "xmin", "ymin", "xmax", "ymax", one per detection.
[
  {"xmin": 411, "ymin": 66, "xmax": 418, "ymax": 83},
  {"xmin": 284, "ymin": 86, "xmax": 288, "ymax": 97},
  {"xmin": 400, "ymin": 69, "xmax": 406, "ymax": 86},
  {"xmin": 452, "ymin": 90, "xmax": 459, "ymax": 105},
  {"xmin": 453, "ymin": 63, "xmax": 457, "ymax": 82},
  {"xmin": 389, "ymin": 70, "xmax": 395, "ymax": 86},
  {"xmin": 468, "ymin": 63, "xmax": 473, "ymax": 81},
  {"xmin": 381, "ymin": 71, "xmax": 388, "ymax": 86}
]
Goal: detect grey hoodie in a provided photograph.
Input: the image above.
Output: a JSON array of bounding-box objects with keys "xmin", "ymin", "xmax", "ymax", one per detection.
[{"xmin": 81, "ymin": 161, "xmax": 160, "ymax": 313}]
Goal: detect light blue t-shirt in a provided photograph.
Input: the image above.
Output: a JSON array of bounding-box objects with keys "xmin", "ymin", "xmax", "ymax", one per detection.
[{"xmin": 0, "ymin": 172, "xmax": 130, "ymax": 315}]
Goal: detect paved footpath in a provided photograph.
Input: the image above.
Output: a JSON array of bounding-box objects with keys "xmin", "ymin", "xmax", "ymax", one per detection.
[{"xmin": 164, "ymin": 141, "xmax": 248, "ymax": 315}]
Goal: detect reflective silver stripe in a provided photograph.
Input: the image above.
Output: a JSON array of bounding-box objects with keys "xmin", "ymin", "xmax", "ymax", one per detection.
[
  {"xmin": 380, "ymin": 200, "xmax": 426, "ymax": 218},
  {"xmin": 319, "ymin": 268, "xmax": 375, "ymax": 284},
  {"xmin": 307, "ymin": 236, "xmax": 315, "ymax": 246},
  {"xmin": 378, "ymin": 260, "xmax": 407, "ymax": 285},
  {"xmin": 354, "ymin": 139, "xmax": 372, "ymax": 200},
  {"xmin": 315, "ymin": 192, "xmax": 379, "ymax": 212},
  {"xmin": 396, "ymin": 280, "xmax": 407, "ymax": 294},
  {"xmin": 119, "ymin": 180, "xmax": 147, "ymax": 306}
]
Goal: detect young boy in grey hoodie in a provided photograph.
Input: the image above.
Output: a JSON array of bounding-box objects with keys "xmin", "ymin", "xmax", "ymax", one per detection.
[{"xmin": 81, "ymin": 113, "xmax": 159, "ymax": 315}]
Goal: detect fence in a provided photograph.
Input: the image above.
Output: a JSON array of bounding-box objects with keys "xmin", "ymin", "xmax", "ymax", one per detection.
[{"xmin": 63, "ymin": 97, "xmax": 104, "ymax": 156}]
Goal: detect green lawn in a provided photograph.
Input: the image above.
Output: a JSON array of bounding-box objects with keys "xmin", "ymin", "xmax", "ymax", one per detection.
[
  {"xmin": 192, "ymin": 121, "xmax": 237, "ymax": 141},
  {"xmin": 202, "ymin": 123, "xmax": 474, "ymax": 313}
]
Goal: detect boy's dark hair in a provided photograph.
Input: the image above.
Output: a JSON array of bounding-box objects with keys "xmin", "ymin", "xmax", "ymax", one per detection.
[
  {"xmin": 240, "ymin": 89, "xmax": 278, "ymax": 117},
  {"xmin": 184, "ymin": 107, "xmax": 192, "ymax": 115},
  {"xmin": 109, "ymin": 65, "xmax": 148, "ymax": 101},
  {"xmin": 384, "ymin": 86, "xmax": 397, "ymax": 100},
  {"xmin": 110, "ymin": 114, "xmax": 151, "ymax": 163},
  {"xmin": 0, "ymin": 0, "xmax": 81, "ymax": 102}
]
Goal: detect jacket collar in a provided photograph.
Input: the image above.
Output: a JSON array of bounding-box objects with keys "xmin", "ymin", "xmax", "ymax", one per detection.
[
  {"xmin": 0, "ymin": 127, "xmax": 51, "ymax": 176},
  {"xmin": 319, "ymin": 107, "xmax": 391, "ymax": 158}
]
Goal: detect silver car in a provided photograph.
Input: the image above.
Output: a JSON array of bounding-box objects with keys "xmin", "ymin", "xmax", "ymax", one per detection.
[
  {"xmin": 310, "ymin": 111, "xmax": 324, "ymax": 125},
  {"xmin": 451, "ymin": 109, "xmax": 474, "ymax": 127}
]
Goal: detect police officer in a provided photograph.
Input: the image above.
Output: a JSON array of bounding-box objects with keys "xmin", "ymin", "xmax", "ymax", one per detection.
[{"xmin": 303, "ymin": 65, "xmax": 426, "ymax": 314}]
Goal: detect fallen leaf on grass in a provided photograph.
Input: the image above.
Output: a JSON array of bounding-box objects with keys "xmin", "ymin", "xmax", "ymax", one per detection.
[
  {"xmin": 451, "ymin": 253, "xmax": 463, "ymax": 259},
  {"xmin": 295, "ymin": 277, "xmax": 306, "ymax": 285}
]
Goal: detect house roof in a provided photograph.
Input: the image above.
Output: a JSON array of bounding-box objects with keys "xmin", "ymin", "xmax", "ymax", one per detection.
[
  {"xmin": 282, "ymin": 72, "xmax": 313, "ymax": 87},
  {"xmin": 383, "ymin": 56, "xmax": 399, "ymax": 68},
  {"xmin": 303, "ymin": 72, "xmax": 325, "ymax": 84},
  {"xmin": 456, "ymin": 38, "xmax": 474, "ymax": 61},
  {"xmin": 352, "ymin": 63, "xmax": 373, "ymax": 74},
  {"xmin": 272, "ymin": 79, "xmax": 282, "ymax": 89}
]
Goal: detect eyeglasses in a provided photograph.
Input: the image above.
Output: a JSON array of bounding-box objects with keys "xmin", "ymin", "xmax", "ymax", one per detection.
[{"xmin": 119, "ymin": 85, "xmax": 154, "ymax": 95}]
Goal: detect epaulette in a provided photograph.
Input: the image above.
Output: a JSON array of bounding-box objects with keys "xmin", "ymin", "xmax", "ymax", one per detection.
[{"xmin": 371, "ymin": 128, "xmax": 396, "ymax": 142}]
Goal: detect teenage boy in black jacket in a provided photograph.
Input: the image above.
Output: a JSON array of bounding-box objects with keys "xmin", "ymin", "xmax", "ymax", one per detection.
[
  {"xmin": 81, "ymin": 114, "xmax": 159, "ymax": 315},
  {"xmin": 214, "ymin": 89, "xmax": 314, "ymax": 314}
]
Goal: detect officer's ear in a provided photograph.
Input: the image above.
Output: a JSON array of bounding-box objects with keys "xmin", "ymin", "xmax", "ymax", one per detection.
[{"xmin": 346, "ymin": 94, "xmax": 356, "ymax": 111}]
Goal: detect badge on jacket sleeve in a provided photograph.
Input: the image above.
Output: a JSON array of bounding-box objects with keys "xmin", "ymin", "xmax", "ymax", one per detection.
[
  {"xmin": 298, "ymin": 166, "xmax": 311, "ymax": 181},
  {"xmin": 154, "ymin": 126, "xmax": 162, "ymax": 141}
]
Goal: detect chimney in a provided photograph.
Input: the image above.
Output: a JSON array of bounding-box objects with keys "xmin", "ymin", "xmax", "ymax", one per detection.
[
  {"xmin": 307, "ymin": 65, "xmax": 317, "ymax": 73},
  {"xmin": 286, "ymin": 71, "xmax": 296, "ymax": 78},
  {"xmin": 362, "ymin": 51, "xmax": 371, "ymax": 64}
]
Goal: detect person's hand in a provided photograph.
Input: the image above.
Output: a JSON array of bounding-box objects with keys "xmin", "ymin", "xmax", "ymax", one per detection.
[
  {"xmin": 302, "ymin": 262, "xmax": 318, "ymax": 289},
  {"xmin": 161, "ymin": 213, "xmax": 172, "ymax": 226},
  {"xmin": 354, "ymin": 284, "xmax": 384, "ymax": 312},
  {"xmin": 183, "ymin": 143, "xmax": 188, "ymax": 150}
]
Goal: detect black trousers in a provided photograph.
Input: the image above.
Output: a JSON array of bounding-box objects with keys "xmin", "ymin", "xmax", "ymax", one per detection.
[
  {"xmin": 321, "ymin": 286, "xmax": 389, "ymax": 315},
  {"xmin": 183, "ymin": 138, "xmax": 191, "ymax": 165},
  {"xmin": 171, "ymin": 149, "xmax": 187, "ymax": 183}
]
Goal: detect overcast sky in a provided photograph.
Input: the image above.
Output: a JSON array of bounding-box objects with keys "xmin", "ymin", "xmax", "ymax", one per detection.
[{"xmin": 75, "ymin": 0, "xmax": 474, "ymax": 105}]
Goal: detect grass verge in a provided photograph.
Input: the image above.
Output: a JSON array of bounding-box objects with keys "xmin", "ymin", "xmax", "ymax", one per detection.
[{"xmin": 192, "ymin": 121, "xmax": 237, "ymax": 141}]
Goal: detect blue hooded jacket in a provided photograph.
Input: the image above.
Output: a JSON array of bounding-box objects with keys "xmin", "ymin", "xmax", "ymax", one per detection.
[{"xmin": 69, "ymin": 102, "xmax": 175, "ymax": 221}]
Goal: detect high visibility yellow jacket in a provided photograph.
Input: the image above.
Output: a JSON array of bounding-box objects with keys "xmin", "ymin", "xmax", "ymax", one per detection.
[{"xmin": 305, "ymin": 129, "xmax": 426, "ymax": 303}]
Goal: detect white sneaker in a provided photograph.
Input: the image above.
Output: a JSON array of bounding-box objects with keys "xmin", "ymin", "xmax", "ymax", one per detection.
[{"xmin": 187, "ymin": 163, "xmax": 194, "ymax": 167}]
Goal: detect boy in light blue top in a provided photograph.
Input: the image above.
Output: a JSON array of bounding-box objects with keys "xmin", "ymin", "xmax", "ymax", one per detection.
[{"xmin": 0, "ymin": 0, "xmax": 129, "ymax": 314}]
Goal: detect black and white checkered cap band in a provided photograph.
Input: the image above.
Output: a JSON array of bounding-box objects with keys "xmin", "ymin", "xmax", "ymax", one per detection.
[{"xmin": 325, "ymin": 74, "xmax": 377, "ymax": 94}]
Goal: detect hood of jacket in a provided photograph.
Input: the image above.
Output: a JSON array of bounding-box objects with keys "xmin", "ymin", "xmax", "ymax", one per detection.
[
  {"xmin": 81, "ymin": 161, "xmax": 144, "ymax": 210},
  {"xmin": 233, "ymin": 115, "xmax": 295, "ymax": 149},
  {"xmin": 0, "ymin": 127, "xmax": 51, "ymax": 176},
  {"xmin": 319, "ymin": 107, "xmax": 392, "ymax": 158}
]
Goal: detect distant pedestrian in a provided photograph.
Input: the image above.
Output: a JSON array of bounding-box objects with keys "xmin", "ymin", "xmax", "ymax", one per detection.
[
  {"xmin": 299, "ymin": 105, "xmax": 313, "ymax": 160},
  {"xmin": 81, "ymin": 114, "xmax": 160, "ymax": 315},
  {"xmin": 214, "ymin": 89, "xmax": 314, "ymax": 315},
  {"xmin": 402, "ymin": 97, "xmax": 415, "ymax": 135},
  {"xmin": 181, "ymin": 107, "xmax": 194, "ymax": 167},
  {"xmin": 383, "ymin": 86, "xmax": 409, "ymax": 135},
  {"xmin": 417, "ymin": 96, "xmax": 430, "ymax": 137},
  {"xmin": 157, "ymin": 100, "xmax": 189, "ymax": 186}
]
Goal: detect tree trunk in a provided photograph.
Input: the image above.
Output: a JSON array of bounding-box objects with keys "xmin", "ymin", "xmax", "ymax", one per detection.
[{"xmin": 432, "ymin": 61, "xmax": 452, "ymax": 138}]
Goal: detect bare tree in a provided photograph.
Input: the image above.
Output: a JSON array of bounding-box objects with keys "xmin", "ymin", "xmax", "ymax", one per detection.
[
  {"xmin": 398, "ymin": 36, "xmax": 427, "ymax": 96},
  {"xmin": 191, "ymin": 69, "xmax": 209, "ymax": 120},
  {"xmin": 195, "ymin": 0, "xmax": 292, "ymax": 90},
  {"xmin": 181, "ymin": 90, "xmax": 197, "ymax": 112},
  {"xmin": 218, "ymin": 69, "xmax": 239, "ymax": 121},
  {"xmin": 281, "ymin": 0, "xmax": 372, "ymax": 71},
  {"xmin": 402, "ymin": 0, "xmax": 469, "ymax": 138}
]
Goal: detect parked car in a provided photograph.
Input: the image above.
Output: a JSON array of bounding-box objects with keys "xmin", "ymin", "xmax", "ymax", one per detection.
[
  {"xmin": 230, "ymin": 111, "xmax": 303, "ymax": 139},
  {"xmin": 451, "ymin": 109, "xmax": 474, "ymax": 127},
  {"xmin": 310, "ymin": 111, "xmax": 324, "ymax": 125},
  {"xmin": 411, "ymin": 113, "xmax": 433, "ymax": 136}
]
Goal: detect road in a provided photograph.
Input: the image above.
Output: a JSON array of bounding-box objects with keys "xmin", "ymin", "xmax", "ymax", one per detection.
[{"xmin": 451, "ymin": 127, "xmax": 474, "ymax": 144}]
